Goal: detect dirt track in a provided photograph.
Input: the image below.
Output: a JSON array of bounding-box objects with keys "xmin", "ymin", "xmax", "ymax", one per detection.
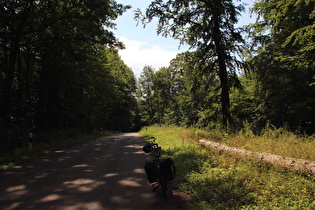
[{"xmin": 0, "ymin": 133, "xmax": 181, "ymax": 210}]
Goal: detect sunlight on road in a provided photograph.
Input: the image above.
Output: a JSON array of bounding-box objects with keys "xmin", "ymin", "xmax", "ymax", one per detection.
[
  {"xmin": 118, "ymin": 177, "xmax": 142, "ymax": 187},
  {"xmin": 5, "ymin": 185, "xmax": 26, "ymax": 193},
  {"xmin": 63, "ymin": 179, "xmax": 105, "ymax": 192},
  {"xmin": 39, "ymin": 194, "xmax": 60, "ymax": 202},
  {"xmin": 0, "ymin": 133, "xmax": 180, "ymax": 209},
  {"xmin": 134, "ymin": 168, "xmax": 144, "ymax": 173},
  {"xmin": 103, "ymin": 173, "xmax": 119, "ymax": 178}
]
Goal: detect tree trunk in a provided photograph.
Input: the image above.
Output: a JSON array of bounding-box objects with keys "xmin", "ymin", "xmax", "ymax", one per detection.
[
  {"xmin": 212, "ymin": 12, "xmax": 231, "ymax": 128},
  {"xmin": 2, "ymin": 36, "xmax": 20, "ymax": 126},
  {"xmin": 1, "ymin": 0, "xmax": 34, "ymax": 127}
]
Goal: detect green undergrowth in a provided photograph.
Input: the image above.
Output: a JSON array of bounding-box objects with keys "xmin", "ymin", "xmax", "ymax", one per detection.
[
  {"xmin": 0, "ymin": 129, "xmax": 117, "ymax": 170},
  {"xmin": 140, "ymin": 125, "xmax": 315, "ymax": 209},
  {"xmin": 222, "ymin": 122, "xmax": 315, "ymax": 161}
]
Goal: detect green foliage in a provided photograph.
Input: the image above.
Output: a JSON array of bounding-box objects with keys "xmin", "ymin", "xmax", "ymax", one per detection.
[
  {"xmin": 140, "ymin": 126, "xmax": 315, "ymax": 209},
  {"xmin": 135, "ymin": 0, "xmax": 315, "ymax": 135},
  {"xmin": 248, "ymin": 0, "xmax": 315, "ymax": 134},
  {"xmin": 137, "ymin": 52, "xmax": 224, "ymax": 128},
  {"xmin": 230, "ymin": 76, "xmax": 261, "ymax": 131},
  {"xmin": 137, "ymin": 65, "xmax": 156, "ymax": 124},
  {"xmin": 0, "ymin": 1, "xmax": 136, "ymax": 151},
  {"xmin": 136, "ymin": 0, "xmax": 245, "ymax": 127}
]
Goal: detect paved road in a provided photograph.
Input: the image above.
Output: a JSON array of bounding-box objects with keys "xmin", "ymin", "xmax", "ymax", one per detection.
[{"xmin": 0, "ymin": 133, "xmax": 181, "ymax": 209}]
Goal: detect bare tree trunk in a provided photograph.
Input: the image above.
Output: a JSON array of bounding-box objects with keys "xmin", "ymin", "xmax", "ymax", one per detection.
[
  {"xmin": 1, "ymin": 0, "xmax": 34, "ymax": 127},
  {"xmin": 212, "ymin": 12, "xmax": 231, "ymax": 128},
  {"xmin": 2, "ymin": 35, "xmax": 20, "ymax": 126}
]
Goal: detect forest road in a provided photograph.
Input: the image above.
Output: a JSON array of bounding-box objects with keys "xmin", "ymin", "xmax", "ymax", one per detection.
[{"xmin": 0, "ymin": 133, "xmax": 182, "ymax": 210}]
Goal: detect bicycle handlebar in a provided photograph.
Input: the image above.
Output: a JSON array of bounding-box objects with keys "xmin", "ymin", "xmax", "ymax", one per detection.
[
  {"xmin": 149, "ymin": 137, "xmax": 156, "ymax": 140},
  {"xmin": 149, "ymin": 137, "xmax": 158, "ymax": 147},
  {"xmin": 143, "ymin": 137, "xmax": 161, "ymax": 156}
]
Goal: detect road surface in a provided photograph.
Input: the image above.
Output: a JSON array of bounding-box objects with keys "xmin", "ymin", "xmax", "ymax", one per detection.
[{"xmin": 0, "ymin": 133, "xmax": 181, "ymax": 209}]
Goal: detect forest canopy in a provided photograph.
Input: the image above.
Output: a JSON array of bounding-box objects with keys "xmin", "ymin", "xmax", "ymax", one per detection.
[
  {"xmin": 1, "ymin": 0, "xmax": 314, "ymax": 152},
  {"xmin": 136, "ymin": 0, "xmax": 315, "ymax": 134},
  {"xmin": 0, "ymin": 0, "xmax": 136, "ymax": 151}
]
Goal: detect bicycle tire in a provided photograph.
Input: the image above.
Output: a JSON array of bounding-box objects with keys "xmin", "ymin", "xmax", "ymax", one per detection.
[
  {"xmin": 160, "ymin": 178, "xmax": 168, "ymax": 199},
  {"xmin": 169, "ymin": 159, "xmax": 176, "ymax": 180},
  {"xmin": 156, "ymin": 160, "xmax": 168, "ymax": 198}
]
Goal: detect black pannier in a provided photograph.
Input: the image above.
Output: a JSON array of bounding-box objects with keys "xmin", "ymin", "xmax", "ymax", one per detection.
[
  {"xmin": 144, "ymin": 158, "xmax": 176, "ymax": 183},
  {"xmin": 144, "ymin": 161, "xmax": 158, "ymax": 183},
  {"xmin": 160, "ymin": 158, "xmax": 176, "ymax": 181}
]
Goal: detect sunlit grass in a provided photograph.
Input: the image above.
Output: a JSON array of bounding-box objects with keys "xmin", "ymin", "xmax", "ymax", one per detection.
[
  {"xmin": 139, "ymin": 125, "xmax": 315, "ymax": 209},
  {"xmin": 142, "ymin": 124, "xmax": 315, "ymax": 161},
  {"xmin": 222, "ymin": 124, "xmax": 315, "ymax": 161}
]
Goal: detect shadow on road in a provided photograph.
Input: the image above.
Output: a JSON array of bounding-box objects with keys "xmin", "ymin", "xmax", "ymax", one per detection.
[{"xmin": 0, "ymin": 133, "xmax": 180, "ymax": 209}]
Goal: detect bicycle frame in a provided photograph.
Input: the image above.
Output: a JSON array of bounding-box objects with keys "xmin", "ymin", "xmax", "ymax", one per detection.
[{"xmin": 143, "ymin": 137, "xmax": 175, "ymax": 199}]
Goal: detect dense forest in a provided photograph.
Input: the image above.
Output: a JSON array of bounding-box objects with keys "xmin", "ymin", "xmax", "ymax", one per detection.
[
  {"xmin": 1, "ymin": 0, "xmax": 314, "ymax": 152},
  {"xmin": 0, "ymin": 0, "xmax": 136, "ymax": 151},
  {"xmin": 137, "ymin": 0, "xmax": 315, "ymax": 134}
]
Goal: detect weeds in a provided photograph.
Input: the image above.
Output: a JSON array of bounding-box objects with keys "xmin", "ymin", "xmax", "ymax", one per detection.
[{"xmin": 140, "ymin": 125, "xmax": 315, "ymax": 209}]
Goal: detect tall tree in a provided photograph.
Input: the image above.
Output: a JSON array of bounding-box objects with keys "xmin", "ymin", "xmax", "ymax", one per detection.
[
  {"xmin": 0, "ymin": 0, "xmax": 135, "ymax": 150},
  {"xmin": 105, "ymin": 47, "xmax": 137, "ymax": 131},
  {"xmin": 0, "ymin": 0, "xmax": 35, "ymax": 127},
  {"xmin": 137, "ymin": 52, "xmax": 223, "ymax": 128},
  {"xmin": 137, "ymin": 66, "xmax": 156, "ymax": 124},
  {"xmin": 249, "ymin": 0, "xmax": 315, "ymax": 133},
  {"xmin": 0, "ymin": 0, "xmax": 129, "ymax": 128},
  {"xmin": 136, "ymin": 0, "xmax": 244, "ymax": 127}
]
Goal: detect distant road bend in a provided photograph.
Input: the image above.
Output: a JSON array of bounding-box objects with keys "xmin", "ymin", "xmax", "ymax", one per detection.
[{"xmin": 0, "ymin": 133, "xmax": 181, "ymax": 210}]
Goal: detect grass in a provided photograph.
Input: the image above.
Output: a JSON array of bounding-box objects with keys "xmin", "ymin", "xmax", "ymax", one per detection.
[
  {"xmin": 225, "ymin": 124, "xmax": 315, "ymax": 161},
  {"xmin": 140, "ymin": 125, "xmax": 315, "ymax": 209},
  {"xmin": 0, "ymin": 129, "xmax": 117, "ymax": 170}
]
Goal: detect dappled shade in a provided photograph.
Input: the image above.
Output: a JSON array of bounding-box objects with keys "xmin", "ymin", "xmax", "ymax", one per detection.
[{"xmin": 0, "ymin": 134, "xmax": 179, "ymax": 209}]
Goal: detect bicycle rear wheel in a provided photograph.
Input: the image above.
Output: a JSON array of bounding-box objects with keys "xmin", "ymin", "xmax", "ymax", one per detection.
[{"xmin": 160, "ymin": 179, "xmax": 168, "ymax": 199}]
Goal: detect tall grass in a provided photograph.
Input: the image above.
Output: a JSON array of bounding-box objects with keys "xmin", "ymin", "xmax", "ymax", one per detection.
[
  {"xmin": 140, "ymin": 125, "xmax": 315, "ymax": 209},
  {"xmin": 228, "ymin": 123, "xmax": 315, "ymax": 161}
]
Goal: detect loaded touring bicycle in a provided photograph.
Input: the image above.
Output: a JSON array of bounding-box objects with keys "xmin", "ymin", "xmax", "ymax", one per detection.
[{"xmin": 143, "ymin": 137, "xmax": 176, "ymax": 198}]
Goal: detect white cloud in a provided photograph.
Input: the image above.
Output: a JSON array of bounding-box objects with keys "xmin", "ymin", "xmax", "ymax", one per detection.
[{"xmin": 118, "ymin": 37, "xmax": 178, "ymax": 78}]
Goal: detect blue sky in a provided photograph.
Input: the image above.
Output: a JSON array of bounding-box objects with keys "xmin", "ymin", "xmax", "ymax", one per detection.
[{"xmin": 113, "ymin": 0, "xmax": 256, "ymax": 78}]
